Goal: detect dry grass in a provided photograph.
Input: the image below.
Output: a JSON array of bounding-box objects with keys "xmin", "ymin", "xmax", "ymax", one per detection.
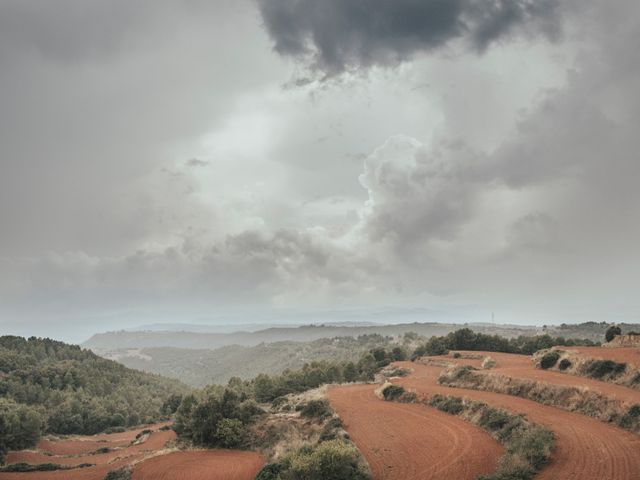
[{"xmin": 247, "ymin": 386, "xmax": 350, "ymax": 461}]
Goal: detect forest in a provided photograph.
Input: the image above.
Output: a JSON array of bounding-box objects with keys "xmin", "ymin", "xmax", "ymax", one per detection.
[{"xmin": 0, "ymin": 336, "xmax": 187, "ymax": 462}]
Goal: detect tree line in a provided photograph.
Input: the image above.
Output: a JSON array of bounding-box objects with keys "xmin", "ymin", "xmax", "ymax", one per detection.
[
  {"xmin": 173, "ymin": 346, "xmax": 403, "ymax": 449},
  {"xmin": 412, "ymin": 328, "xmax": 597, "ymax": 358}
]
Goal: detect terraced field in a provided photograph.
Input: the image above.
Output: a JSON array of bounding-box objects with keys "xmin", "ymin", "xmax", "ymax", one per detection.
[
  {"xmin": 0, "ymin": 423, "xmax": 263, "ymax": 480},
  {"xmin": 328, "ymin": 384, "xmax": 502, "ymax": 480},
  {"xmin": 329, "ymin": 348, "xmax": 640, "ymax": 480},
  {"xmin": 6, "ymin": 346, "xmax": 640, "ymax": 480}
]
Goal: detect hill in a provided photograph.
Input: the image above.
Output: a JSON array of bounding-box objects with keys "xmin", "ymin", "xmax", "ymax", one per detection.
[
  {"xmin": 0, "ymin": 335, "xmax": 187, "ymax": 460},
  {"xmin": 99, "ymin": 334, "xmax": 402, "ymax": 387},
  {"xmin": 84, "ymin": 322, "xmax": 546, "ymax": 351}
]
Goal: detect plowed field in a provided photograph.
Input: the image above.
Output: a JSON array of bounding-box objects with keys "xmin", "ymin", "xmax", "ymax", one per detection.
[
  {"xmin": 394, "ymin": 361, "xmax": 640, "ymax": 480},
  {"xmin": 328, "ymin": 384, "xmax": 502, "ymax": 480}
]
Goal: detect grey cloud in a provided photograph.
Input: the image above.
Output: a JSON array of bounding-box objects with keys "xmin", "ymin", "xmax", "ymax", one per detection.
[
  {"xmin": 358, "ymin": 136, "xmax": 488, "ymax": 256},
  {"xmin": 257, "ymin": 0, "xmax": 561, "ymax": 78},
  {"xmin": 185, "ymin": 158, "xmax": 210, "ymax": 168}
]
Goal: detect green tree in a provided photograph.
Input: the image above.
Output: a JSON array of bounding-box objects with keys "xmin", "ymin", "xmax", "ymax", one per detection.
[
  {"xmin": 214, "ymin": 418, "xmax": 245, "ymax": 448},
  {"xmin": 606, "ymin": 325, "xmax": 622, "ymax": 342}
]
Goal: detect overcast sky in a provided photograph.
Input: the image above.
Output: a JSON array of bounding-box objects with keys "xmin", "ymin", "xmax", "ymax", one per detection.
[{"xmin": 1, "ymin": 0, "xmax": 639, "ymax": 342}]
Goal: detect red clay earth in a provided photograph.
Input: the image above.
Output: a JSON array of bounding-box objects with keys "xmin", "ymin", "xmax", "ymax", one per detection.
[
  {"xmin": 328, "ymin": 384, "xmax": 503, "ymax": 480},
  {"xmin": 0, "ymin": 428, "xmax": 176, "ymax": 480},
  {"xmin": 6, "ymin": 430, "xmax": 176, "ymax": 466},
  {"xmin": 2, "ymin": 423, "xmax": 264, "ymax": 480},
  {"xmin": 132, "ymin": 450, "xmax": 265, "ymax": 480},
  {"xmin": 394, "ymin": 361, "xmax": 640, "ymax": 480},
  {"xmin": 437, "ymin": 350, "xmax": 640, "ymax": 405},
  {"xmin": 568, "ymin": 346, "xmax": 640, "ymax": 368},
  {"xmin": 33, "ymin": 421, "xmax": 173, "ymax": 456}
]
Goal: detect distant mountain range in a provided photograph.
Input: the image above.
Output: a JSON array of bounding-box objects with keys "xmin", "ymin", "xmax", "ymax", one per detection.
[{"xmin": 84, "ymin": 321, "xmax": 544, "ymax": 351}]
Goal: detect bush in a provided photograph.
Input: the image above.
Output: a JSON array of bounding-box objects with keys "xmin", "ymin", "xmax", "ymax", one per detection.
[
  {"xmin": 584, "ymin": 360, "xmax": 626, "ymax": 379},
  {"xmin": 281, "ymin": 439, "xmax": 369, "ymax": 480},
  {"xmin": 539, "ymin": 352, "xmax": 560, "ymax": 370},
  {"xmin": 507, "ymin": 426, "xmax": 554, "ymax": 470},
  {"xmin": 215, "ymin": 418, "xmax": 246, "ymax": 448},
  {"xmin": 256, "ymin": 463, "xmax": 283, "ymax": 480},
  {"xmin": 381, "ymin": 385, "xmax": 406, "ymax": 401},
  {"xmin": 452, "ymin": 352, "xmax": 462, "ymax": 359},
  {"xmin": 299, "ymin": 400, "xmax": 331, "ymax": 420},
  {"xmin": 482, "ymin": 357, "xmax": 497, "ymax": 369},
  {"xmin": 605, "ymin": 325, "xmax": 622, "ymax": 342},
  {"xmin": 558, "ymin": 359, "xmax": 572, "ymax": 371},
  {"xmin": 104, "ymin": 467, "xmax": 132, "ymax": 480},
  {"xmin": 428, "ymin": 395, "xmax": 464, "ymax": 415},
  {"xmin": 479, "ymin": 408, "xmax": 511, "ymax": 431}
]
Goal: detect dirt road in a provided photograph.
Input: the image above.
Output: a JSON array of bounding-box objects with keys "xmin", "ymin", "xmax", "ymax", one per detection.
[{"xmin": 328, "ymin": 384, "xmax": 502, "ymax": 480}]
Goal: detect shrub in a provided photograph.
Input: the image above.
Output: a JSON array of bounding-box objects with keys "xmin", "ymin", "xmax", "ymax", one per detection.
[
  {"xmin": 256, "ymin": 463, "xmax": 283, "ymax": 480},
  {"xmin": 539, "ymin": 352, "xmax": 560, "ymax": 370},
  {"xmin": 319, "ymin": 417, "xmax": 344, "ymax": 442},
  {"xmin": 383, "ymin": 368, "xmax": 410, "ymax": 378},
  {"xmin": 479, "ymin": 408, "xmax": 511, "ymax": 431},
  {"xmin": 104, "ymin": 467, "xmax": 132, "ymax": 480},
  {"xmin": 482, "ymin": 357, "xmax": 497, "ymax": 369},
  {"xmin": 507, "ymin": 426, "xmax": 554, "ymax": 470},
  {"xmin": 558, "ymin": 359, "xmax": 572, "ymax": 371},
  {"xmin": 381, "ymin": 385, "xmax": 406, "ymax": 401},
  {"xmin": 605, "ymin": 325, "xmax": 622, "ymax": 342},
  {"xmin": 281, "ymin": 439, "xmax": 369, "ymax": 480},
  {"xmin": 584, "ymin": 360, "xmax": 626, "ymax": 379},
  {"xmin": 214, "ymin": 418, "xmax": 246, "ymax": 448},
  {"xmin": 452, "ymin": 352, "xmax": 462, "ymax": 359},
  {"xmin": 428, "ymin": 395, "xmax": 464, "ymax": 415},
  {"xmin": 299, "ymin": 400, "xmax": 332, "ymax": 420}
]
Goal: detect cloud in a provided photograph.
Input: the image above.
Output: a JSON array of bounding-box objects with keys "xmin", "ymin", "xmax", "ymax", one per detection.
[{"xmin": 257, "ymin": 0, "xmax": 562, "ymax": 78}]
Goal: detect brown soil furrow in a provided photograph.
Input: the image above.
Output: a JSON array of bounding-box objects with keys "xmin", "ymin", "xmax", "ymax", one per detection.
[
  {"xmin": 131, "ymin": 450, "xmax": 264, "ymax": 480},
  {"xmin": 328, "ymin": 384, "xmax": 502, "ymax": 480},
  {"xmin": 395, "ymin": 361, "xmax": 640, "ymax": 480}
]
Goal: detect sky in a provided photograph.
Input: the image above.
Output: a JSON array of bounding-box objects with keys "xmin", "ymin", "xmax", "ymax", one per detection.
[{"xmin": 1, "ymin": 0, "xmax": 639, "ymax": 342}]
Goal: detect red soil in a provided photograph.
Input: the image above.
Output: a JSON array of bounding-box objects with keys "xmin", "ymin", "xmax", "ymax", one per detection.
[
  {"xmin": 131, "ymin": 450, "xmax": 265, "ymax": 480},
  {"xmin": 440, "ymin": 350, "xmax": 640, "ymax": 405},
  {"xmin": 33, "ymin": 422, "xmax": 172, "ymax": 456},
  {"xmin": 567, "ymin": 346, "xmax": 640, "ymax": 368},
  {"xmin": 328, "ymin": 384, "xmax": 502, "ymax": 480},
  {"xmin": 0, "ymin": 430, "xmax": 176, "ymax": 480},
  {"xmin": 394, "ymin": 361, "xmax": 640, "ymax": 480},
  {"xmin": 6, "ymin": 430, "xmax": 175, "ymax": 467}
]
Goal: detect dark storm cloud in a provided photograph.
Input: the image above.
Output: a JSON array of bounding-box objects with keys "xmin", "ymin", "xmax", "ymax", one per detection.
[{"xmin": 257, "ymin": 0, "xmax": 561, "ymax": 77}]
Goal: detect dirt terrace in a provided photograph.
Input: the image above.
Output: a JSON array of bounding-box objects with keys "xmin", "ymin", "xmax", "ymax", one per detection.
[
  {"xmin": 437, "ymin": 350, "xmax": 640, "ymax": 405},
  {"xmin": 394, "ymin": 360, "xmax": 640, "ymax": 480},
  {"xmin": 132, "ymin": 450, "xmax": 265, "ymax": 480},
  {"xmin": 1, "ymin": 422, "xmax": 263, "ymax": 480},
  {"xmin": 328, "ymin": 383, "xmax": 502, "ymax": 480}
]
